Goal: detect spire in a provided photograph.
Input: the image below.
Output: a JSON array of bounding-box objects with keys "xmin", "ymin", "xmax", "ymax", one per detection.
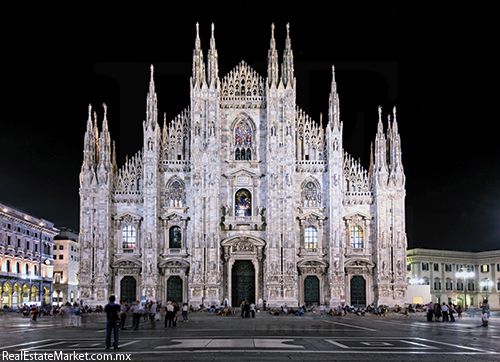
[
  {"xmin": 267, "ymin": 23, "xmax": 279, "ymax": 87},
  {"xmin": 98, "ymin": 104, "xmax": 111, "ymax": 174},
  {"xmin": 149, "ymin": 64, "xmax": 155, "ymax": 95},
  {"xmin": 281, "ymin": 23, "xmax": 294, "ymax": 88},
  {"xmin": 389, "ymin": 106, "xmax": 404, "ymax": 187},
  {"xmin": 329, "ymin": 65, "xmax": 340, "ymax": 131},
  {"xmin": 102, "ymin": 103, "xmax": 108, "ymax": 132},
  {"xmin": 207, "ymin": 23, "xmax": 219, "ymax": 88},
  {"xmin": 83, "ymin": 104, "xmax": 96, "ymax": 168},
  {"xmin": 192, "ymin": 22, "xmax": 206, "ymax": 88},
  {"xmin": 145, "ymin": 64, "xmax": 158, "ymax": 129},
  {"xmin": 374, "ymin": 106, "xmax": 388, "ymax": 178}
]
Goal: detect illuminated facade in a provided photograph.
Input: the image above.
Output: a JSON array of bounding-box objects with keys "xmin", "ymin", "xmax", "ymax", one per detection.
[
  {"xmin": 53, "ymin": 228, "xmax": 80, "ymax": 306},
  {"xmin": 0, "ymin": 202, "xmax": 57, "ymax": 307},
  {"xmin": 407, "ymin": 248, "xmax": 500, "ymax": 310},
  {"xmin": 79, "ymin": 24, "xmax": 407, "ymax": 308}
]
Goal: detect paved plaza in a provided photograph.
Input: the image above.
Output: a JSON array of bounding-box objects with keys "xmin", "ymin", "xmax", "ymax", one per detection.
[{"xmin": 0, "ymin": 310, "xmax": 499, "ymax": 361}]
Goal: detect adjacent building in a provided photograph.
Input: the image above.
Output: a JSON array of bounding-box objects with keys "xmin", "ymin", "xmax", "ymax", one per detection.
[
  {"xmin": 78, "ymin": 24, "xmax": 407, "ymax": 308},
  {"xmin": 53, "ymin": 228, "xmax": 80, "ymax": 306},
  {"xmin": 0, "ymin": 202, "xmax": 58, "ymax": 307},
  {"xmin": 407, "ymin": 248, "xmax": 500, "ymax": 309}
]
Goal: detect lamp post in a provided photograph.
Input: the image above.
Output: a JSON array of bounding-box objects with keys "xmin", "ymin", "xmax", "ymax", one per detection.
[
  {"xmin": 455, "ymin": 269, "xmax": 474, "ymax": 310},
  {"xmin": 480, "ymin": 278, "xmax": 493, "ymax": 301}
]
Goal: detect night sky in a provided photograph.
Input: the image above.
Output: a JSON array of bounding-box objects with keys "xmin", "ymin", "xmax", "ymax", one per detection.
[{"xmin": 1, "ymin": 6, "xmax": 497, "ymax": 252}]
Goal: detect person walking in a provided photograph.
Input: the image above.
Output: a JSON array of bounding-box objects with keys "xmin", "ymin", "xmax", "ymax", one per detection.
[
  {"xmin": 441, "ymin": 302, "xmax": 448, "ymax": 322},
  {"xmin": 426, "ymin": 302, "xmax": 434, "ymax": 322},
  {"xmin": 434, "ymin": 303, "xmax": 441, "ymax": 322},
  {"xmin": 130, "ymin": 301, "xmax": 141, "ymax": 330},
  {"xmin": 182, "ymin": 303, "xmax": 189, "ymax": 322},
  {"xmin": 104, "ymin": 296, "xmax": 121, "ymax": 350},
  {"xmin": 448, "ymin": 303, "xmax": 456, "ymax": 322},
  {"xmin": 150, "ymin": 302, "xmax": 157, "ymax": 328},
  {"xmin": 165, "ymin": 301, "xmax": 175, "ymax": 328},
  {"xmin": 119, "ymin": 301, "xmax": 128, "ymax": 330},
  {"xmin": 250, "ymin": 302, "xmax": 256, "ymax": 318},
  {"xmin": 241, "ymin": 300, "xmax": 246, "ymax": 318}
]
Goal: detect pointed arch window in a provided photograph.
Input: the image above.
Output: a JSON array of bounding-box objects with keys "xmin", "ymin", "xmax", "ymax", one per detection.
[
  {"xmin": 350, "ymin": 226, "xmax": 363, "ymax": 249},
  {"xmin": 305, "ymin": 226, "xmax": 318, "ymax": 250},
  {"xmin": 302, "ymin": 181, "xmax": 320, "ymax": 207},
  {"xmin": 167, "ymin": 180, "xmax": 185, "ymax": 207},
  {"xmin": 234, "ymin": 120, "xmax": 252, "ymax": 160},
  {"xmin": 122, "ymin": 225, "xmax": 136, "ymax": 252}
]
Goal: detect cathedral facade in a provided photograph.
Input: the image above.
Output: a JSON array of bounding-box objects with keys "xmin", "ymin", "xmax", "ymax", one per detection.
[{"xmin": 78, "ymin": 24, "xmax": 407, "ymax": 308}]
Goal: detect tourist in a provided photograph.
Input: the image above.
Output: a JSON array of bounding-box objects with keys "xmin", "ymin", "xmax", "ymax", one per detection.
[
  {"xmin": 448, "ymin": 303, "xmax": 456, "ymax": 322},
  {"xmin": 250, "ymin": 302, "xmax": 256, "ymax": 318},
  {"xmin": 165, "ymin": 301, "xmax": 175, "ymax": 328},
  {"xmin": 104, "ymin": 296, "xmax": 120, "ymax": 350},
  {"xmin": 434, "ymin": 303, "xmax": 441, "ymax": 322},
  {"xmin": 182, "ymin": 303, "xmax": 189, "ymax": 322},
  {"xmin": 130, "ymin": 301, "xmax": 141, "ymax": 330},
  {"xmin": 119, "ymin": 301, "xmax": 128, "ymax": 330},
  {"xmin": 426, "ymin": 301, "xmax": 434, "ymax": 321},
  {"xmin": 441, "ymin": 302, "xmax": 448, "ymax": 322},
  {"xmin": 481, "ymin": 299, "xmax": 491, "ymax": 327}
]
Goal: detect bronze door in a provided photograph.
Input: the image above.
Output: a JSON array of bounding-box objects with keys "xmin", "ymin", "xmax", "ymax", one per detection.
[
  {"xmin": 304, "ymin": 275, "xmax": 320, "ymax": 306},
  {"xmin": 120, "ymin": 276, "xmax": 137, "ymax": 303},
  {"xmin": 350, "ymin": 276, "xmax": 366, "ymax": 307},
  {"xmin": 167, "ymin": 276, "xmax": 183, "ymax": 305},
  {"xmin": 232, "ymin": 260, "xmax": 255, "ymax": 306}
]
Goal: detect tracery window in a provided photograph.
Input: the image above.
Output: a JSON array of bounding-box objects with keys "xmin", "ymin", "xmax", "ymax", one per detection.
[
  {"xmin": 122, "ymin": 225, "xmax": 136, "ymax": 252},
  {"xmin": 167, "ymin": 180, "xmax": 185, "ymax": 207},
  {"xmin": 302, "ymin": 181, "xmax": 319, "ymax": 207},
  {"xmin": 234, "ymin": 120, "xmax": 252, "ymax": 160},
  {"xmin": 350, "ymin": 226, "xmax": 363, "ymax": 249},
  {"xmin": 235, "ymin": 189, "xmax": 251, "ymax": 217},
  {"xmin": 305, "ymin": 226, "xmax": 318, "ymax": 250},
  {"xmin": 169, "ymin": 226, "xmax": 182, "ymax": 249}
]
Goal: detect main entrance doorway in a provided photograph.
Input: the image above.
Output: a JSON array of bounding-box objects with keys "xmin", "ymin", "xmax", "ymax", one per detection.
[
  {"xmin": 167, "ymin": 276, "xmax": 183, "ymax": 305},
  {"xmin": 232, "ymin": 260, "xmax": 255, "ymax": 306},
  {"xmin": 350, "ymin": 275, "xmax": 366, "ymax": 307},
  {"xmin": 304, "ymin": 275, "xmax": 320, "ymax": 306},
  {"xmin": 120, "ymin": 276, "xmax": 137, "ymax": 303}
]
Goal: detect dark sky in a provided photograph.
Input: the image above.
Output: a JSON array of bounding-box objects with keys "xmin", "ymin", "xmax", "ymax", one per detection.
[{"xmin": 1, "ymin": 6, "xmax": 497, "ymax": 251}]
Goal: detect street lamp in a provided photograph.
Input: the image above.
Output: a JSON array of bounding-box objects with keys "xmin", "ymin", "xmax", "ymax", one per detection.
[
  {"xmin": 455, "ymin": 269, "xmax": 474, "ymax": 310},
  {"xmin": 480, "ymin": 278, "xmax": 493, "ymax": 301}
]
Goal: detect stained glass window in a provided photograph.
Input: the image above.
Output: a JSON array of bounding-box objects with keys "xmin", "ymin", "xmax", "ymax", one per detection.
[
  {"xmin": 305, "ymin": 226, "xmax": 318, "ymax": 250},
  {"xmin": 235, "ymin": 189, "xmax": 251, "ymax": 217},
  {"xmin": 302, "ymin": 182, "xmax": 319, "ymax": 207},
  {"xmin": 350, "ymin": 226, "xmax": 363, "ymax": 249},
  {"xmin": 169, "ymin": 226, "xmax": 182, "ymax": 248},
  {"xmin": 234, "ymin": 120, "xmax": 252, "ymax": 160},
  {"xmin": 168, "ymin": 181, "xmax": 185, "ymax": 207},
  {"xmin": 122, "ymin": 225, "xmax": 136, "ymax": 251}
]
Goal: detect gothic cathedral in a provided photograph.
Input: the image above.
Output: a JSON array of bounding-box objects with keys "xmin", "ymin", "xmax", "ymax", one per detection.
[{"xmin": 78, "ymin": 24, "xmax": 407, "ymax": 308}]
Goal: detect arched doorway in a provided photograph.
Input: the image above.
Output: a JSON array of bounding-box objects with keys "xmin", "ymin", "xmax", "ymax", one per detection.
[
  {"xmin": 13, "ymin": 283, "xmax": 22, "ymax": 307},
  {"xmin": 232, "ymin": 260, "xmax": 255, "ymax": 306},
  {"xmin": 167, "ymin": 276, "xmax": 183, "ymax": 305},
  {"xmin": 22, "ymin": 285, "xmax": 30, "ymax": 304},
  {"xmin": 31, "ymin": 286, "xmax": 39, "ymax": 302},
  {"xmin": 350, "ymin": 276, "xmax": 366, "ymax": 307},
  {"xmin": 2, "ymin": 283, "xmax": 12, "ymax": 307},
  {"xmin": 304, "ymin": 276, "xmax": 320, "ymax": 306},
  {"xmin": 120, "ymin": 276, "xmax": 137, "ymax": 303}
]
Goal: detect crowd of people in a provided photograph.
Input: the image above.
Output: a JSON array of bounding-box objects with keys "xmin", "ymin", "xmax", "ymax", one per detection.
[{"xmin": 424, "ymin": 301, "xmax": 461, "ymax": 322}]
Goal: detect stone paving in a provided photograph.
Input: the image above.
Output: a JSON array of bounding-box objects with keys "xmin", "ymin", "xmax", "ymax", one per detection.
[{"xmin": 0, "ymin": 310, "xmax": 499, "ymax": 361}]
